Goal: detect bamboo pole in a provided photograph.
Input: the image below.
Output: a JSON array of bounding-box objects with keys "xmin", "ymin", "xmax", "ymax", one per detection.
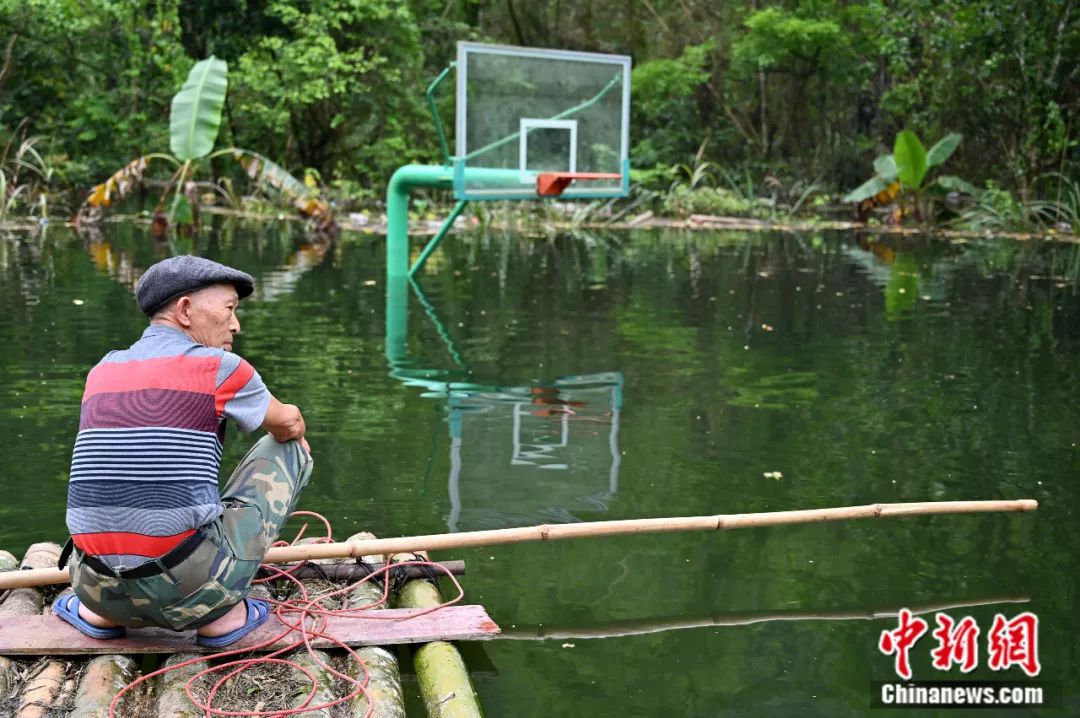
[
  {"xmin": 339, "ymin": 532, "xmax": 407, "ymax": 718},
  {"xmin": 68, "ymin": 655, "xmax": 138, "ymax": 718},
  {"xmin": 15, "ymin": 659, "xmax": 69, "ymax": 718},
  {"xmin": 0, "ymin": 542, "xmax": 61, "ymax": 613},
  {"xmin": 0, "ymin": 499, "xmax": 1037, "ymax": 590},
  {"xmin": 395, "ymin": 552, "xmax": 483, "ymax": 718},
  {"xmin": 155, "ymin": 653, "xmax": 211, "ymax": 718}
]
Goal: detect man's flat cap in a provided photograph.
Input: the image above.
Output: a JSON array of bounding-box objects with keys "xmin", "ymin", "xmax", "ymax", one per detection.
[{"xmin": 136, "ymin": 255, "xmax": 254, "ymax": 316}]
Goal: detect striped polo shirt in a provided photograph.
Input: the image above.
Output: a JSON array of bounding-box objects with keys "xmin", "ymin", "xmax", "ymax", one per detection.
[{"xmin": 66, "ymin": 324, "xmax": 271, "ymax": 570}]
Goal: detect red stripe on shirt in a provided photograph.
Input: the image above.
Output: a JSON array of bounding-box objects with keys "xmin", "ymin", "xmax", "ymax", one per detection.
[
  {"xmin": 72, "ymin": 530, "xmax": 196, "ymax": 558},
  {"xmin": 215, "ymin": 358, "xmax": 255, "ymax": 417},
  {"xmin": 83, "ymin": 356, "xmax": 219, "ymax": 402}
]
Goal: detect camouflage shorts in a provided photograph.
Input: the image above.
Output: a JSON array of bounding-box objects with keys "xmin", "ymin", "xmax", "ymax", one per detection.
[{"xmin": 69, "ymin": 434, "xmax": 313, "ymax": 631}]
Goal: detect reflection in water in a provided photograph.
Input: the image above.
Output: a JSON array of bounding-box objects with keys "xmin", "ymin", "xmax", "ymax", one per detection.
[
  {"xmin": 256, "ymin": 241, "xmax": 331, "ymax": 302},
  {"xmin": 386, "ymin": 275, "xmax": 623, "ymax": 531},
  {"xmin": 2, "ymin": 226, "xmax": 54, "ymax": 307},
  {"xmin": 445, "ymin": 373, "xmax": 622, "ymax": 531},
  {"xmin": 84, "ymin": 231, "xmax": 142, "ymax": 291},
  {"xmin": 77, "ymin": 222, "xmax": 332, "ymax": 305},
  {"xmin": 2, "ymin": 223, "xmax": 1080, "ymax": 714},
  {"xmin": 499, "ymin": 595, "xmax": 1029, "ymax": 641}
]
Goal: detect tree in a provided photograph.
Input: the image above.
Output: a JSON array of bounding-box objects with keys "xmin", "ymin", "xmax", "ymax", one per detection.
[{"xmin": 230, "ymin": 0, "xmax": 430, "ymax": 187}]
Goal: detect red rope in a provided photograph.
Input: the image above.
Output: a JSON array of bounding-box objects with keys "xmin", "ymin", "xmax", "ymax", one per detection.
[{"xmin": 107, "ymin": 513, "xmax": 463, "ymax": 717}]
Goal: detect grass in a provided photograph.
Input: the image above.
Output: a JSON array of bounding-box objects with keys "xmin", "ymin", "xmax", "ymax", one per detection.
[{"xmin": 0, "ymin": 135, "xmax": 54, "ymax": 224}]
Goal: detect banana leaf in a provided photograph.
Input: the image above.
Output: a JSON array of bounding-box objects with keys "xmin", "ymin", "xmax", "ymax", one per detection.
[
  {"xmin": 843, "ymin": 175, "xmax": 892, "ymax": 204},
  {"xmin": 226, "ymin": 149, "xmax": 335, "ymax": 229},
  {"xmin": 84, "ymin": 156, "xmax": 154, "ymax": 207},
  {"xmin": 932, "ymin": 174, "xmax": 979, "ymax": 195},
  {"xmin": 894, "ymin": 130, "xmax": 927, "ymax": 189},
  {"xmin": 170, "ymin": 57, "xmax": 228, "ymax": 161},
  {"xmin": 873, "ymin": 154, "xmax": 898, "ymax": 181},
  {"xmin": 926, "ymin": 133, "xmax": 962, "ymax": 169}
]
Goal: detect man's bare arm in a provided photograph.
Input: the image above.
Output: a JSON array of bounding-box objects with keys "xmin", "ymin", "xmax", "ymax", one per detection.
[{"xmin": 262, "ymin": 396, "xmax": 309, "ymax": 452}]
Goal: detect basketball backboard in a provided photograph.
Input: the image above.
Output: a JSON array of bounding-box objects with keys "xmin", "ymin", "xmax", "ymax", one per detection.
[{"xmin": 454, "ymin": 42, "xmax": 631, "ymax": 201}]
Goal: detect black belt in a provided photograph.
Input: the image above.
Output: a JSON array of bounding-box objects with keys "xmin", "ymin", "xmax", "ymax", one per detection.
[{"xmin": 72, "ymin": 530, "xmax": 207, "ymax": 580}]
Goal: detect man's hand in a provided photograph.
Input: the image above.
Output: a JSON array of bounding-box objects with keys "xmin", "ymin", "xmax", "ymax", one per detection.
[{"xmin": 263, "ymin": 396, "xmax": 308, "ymax": 449}]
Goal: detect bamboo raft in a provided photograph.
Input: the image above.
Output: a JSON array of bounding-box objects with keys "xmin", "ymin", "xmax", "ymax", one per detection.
[
  {"xmin": 0, "ymin": 536, "xmax": 493, "ymax": 717},
  {"xmin": 0, "ymin": 500, "xmax": 1038, "ymax": 715}
]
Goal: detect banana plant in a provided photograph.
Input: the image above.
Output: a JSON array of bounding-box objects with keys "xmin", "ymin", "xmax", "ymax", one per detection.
[
  {"xmin": 80, "ymin": 57, "xmax": 333, "ymax": 232},
  {"xmin": 843, "ymin": 130, "xmax": 976, "ymax": 222}
]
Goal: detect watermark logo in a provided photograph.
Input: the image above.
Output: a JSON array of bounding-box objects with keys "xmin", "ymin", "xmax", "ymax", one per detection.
[
  {"xmin": 988, "ymin": 612, "xmax": 1040, "ymax": 677},
  {"xmin": 879, "ymin": 610, "xmax": 1040, "ymax": 679},
  {"xmin": 878, "ymin": 608, "xmax": 929, "ymax": 680},
  {"xmin": 930, "ymin": 613, "xmax": 980, "ymax": 673}
]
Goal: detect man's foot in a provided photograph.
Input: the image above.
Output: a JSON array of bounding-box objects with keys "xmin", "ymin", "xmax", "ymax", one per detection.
[
  {"xmin": 196, "ymin": 598, "xmax": 250, "ymax": 638},
  {"xmin": 52, "ymin": 594, "xmax": 126, "ymax": 640},
  {"xmin": 195, "ymin": 598, "xmax": 271, "ymax": 648}
]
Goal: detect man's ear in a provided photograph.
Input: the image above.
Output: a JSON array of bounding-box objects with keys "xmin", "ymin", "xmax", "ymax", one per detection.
[{"xmin": 175, "ymin": 296, "xmax": 194, "ymax": 328}]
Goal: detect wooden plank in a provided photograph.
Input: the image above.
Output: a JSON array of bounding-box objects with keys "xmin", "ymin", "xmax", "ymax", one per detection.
[{"xmin": 0, "ymin": 605, "xmax": 500, "ymax": 656}]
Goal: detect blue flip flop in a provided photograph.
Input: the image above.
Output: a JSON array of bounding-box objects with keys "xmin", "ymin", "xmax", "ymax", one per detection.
[
  {"xmin": 52, "ymin": 594, "xmax": 126, "ymax": 640},
  {"xmin": 196, "ymin": 597, "xmax": 271, "ymax": 648}
]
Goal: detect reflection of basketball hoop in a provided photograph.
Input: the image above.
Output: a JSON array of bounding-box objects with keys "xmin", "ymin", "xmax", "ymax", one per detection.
[
  {"xmin": 385, "ymin": 275, "xmax": 624, "ymax": 532},
  {"xmin": 446, "ymin": 374, "xmax": 623, "ymax": 532}
]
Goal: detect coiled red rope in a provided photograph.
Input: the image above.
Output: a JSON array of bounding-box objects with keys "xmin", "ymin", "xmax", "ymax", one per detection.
[{"xmin": 108, "ymin": 512, "xmax": 464, "ymax": 717}]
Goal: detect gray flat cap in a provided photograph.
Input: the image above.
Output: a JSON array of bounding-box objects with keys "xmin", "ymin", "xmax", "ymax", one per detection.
[{"xmin": 136, "ymin": 255, "xmax": 254, "ymax": 316}]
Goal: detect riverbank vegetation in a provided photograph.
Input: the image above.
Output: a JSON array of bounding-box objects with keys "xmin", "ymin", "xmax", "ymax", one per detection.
[{"xmin": 0, "ymin": 0, "xmax": 1075, "ymax": 234}]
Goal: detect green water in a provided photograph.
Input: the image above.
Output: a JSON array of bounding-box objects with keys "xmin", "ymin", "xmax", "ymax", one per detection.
[{"xmin": 1, "ymin": 222, "xmax": 1077, "ymax": 716}]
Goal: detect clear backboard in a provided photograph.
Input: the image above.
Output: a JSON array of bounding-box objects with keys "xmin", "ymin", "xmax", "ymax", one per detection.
[{"xmin": 454, "ymin": 42, "xmax": 631, "ymax": 201}]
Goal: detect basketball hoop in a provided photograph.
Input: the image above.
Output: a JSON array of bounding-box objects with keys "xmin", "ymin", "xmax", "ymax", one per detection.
[{"xmin": 537, "ymin": 172, "xmax": 623, "ymax": 197}]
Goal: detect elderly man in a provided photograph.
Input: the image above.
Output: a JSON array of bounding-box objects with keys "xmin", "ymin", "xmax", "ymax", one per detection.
[{"xmin": 54, "ymin": 255, "xmax": 312, "ymax": 648}]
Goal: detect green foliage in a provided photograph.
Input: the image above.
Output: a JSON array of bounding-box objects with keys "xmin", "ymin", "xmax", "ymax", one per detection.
[
  {"xmin": 169, "ymin": 57, "xmax": 228, "ymax": 162},
  {"xmin": 662, "ymin": 186, "xmax": 753, "ymax": 218},
  {"xmin": 0, "ymin": 0, "xmax": 1075, "ymax": 218},
  {"xmin": 844, "ymin": 129, "xmax": 968, "ymax": 221},
  {"xmin": 925, "ymin": 133, "xmax": 962, "ymax": 171},
  {"xmin": 956, "ymin": 182, "xmax": 1025, "ymax": 231},
  {"xmin": 734, "ymin": 8, "xmax": 854, "ymax": 76},
  {"xmin": 879, "ymin": 0, "xmax": 1076, "ymax": 189},
  {"xmin": 82, "ymin": 58, "xmax": 329, "ymax": 232},
  {"xmin": 933, "ymin": 175, "xmax": 979, "ymax": 195},
  {"xmin": 0, "ymin": 136, "xmax": 54, "ymax": 223},
  {"xmin": 843, "ymin": 175, "xmax": 893, "ymax": 205},
  {"xmin": 893, "ymin": 130, "xmax": 928, "ymax": 189},
  {"xmin": 728, "ymin": 2, "xmax": 885, "ymax": 164},
  {"xmin": 1027, "ymin": 173, "xmax": 1080, "ymax": 232},
  {"xmin": 230, "ymin": 0, "xmax": 428, "ymax": 184},
  {"xmin": 631, "ymin": 42, "xmax": 713, "ymax": 167},
  {"xmin": 1, "ymin": 1, "xmax": 188, "ymax": 187}
]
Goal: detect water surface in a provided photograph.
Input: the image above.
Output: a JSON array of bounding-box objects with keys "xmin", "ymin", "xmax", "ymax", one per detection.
[{"xmin": 1, "ymin": 222, "xmax": 1076, "ymax": 716}]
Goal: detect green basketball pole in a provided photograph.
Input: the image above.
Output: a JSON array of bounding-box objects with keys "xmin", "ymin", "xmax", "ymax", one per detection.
[{"xmin": 386, "ymin": 164, "xmax": 455, "ymax": 279}]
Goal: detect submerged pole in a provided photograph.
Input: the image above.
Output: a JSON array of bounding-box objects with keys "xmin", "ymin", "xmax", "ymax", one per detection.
[
  {"xmin": 395, "ymin": 553, "xmax": 483, "ymax": 718},
  {"xmin": 1, "ymin": 500, "xmax": 1037, "ymax": 590}
]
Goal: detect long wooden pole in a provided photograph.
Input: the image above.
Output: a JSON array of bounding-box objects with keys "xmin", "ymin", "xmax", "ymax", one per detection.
[{"xmin": 0, "ymin": 499, "xmax": 1036, "ymax": 590}]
